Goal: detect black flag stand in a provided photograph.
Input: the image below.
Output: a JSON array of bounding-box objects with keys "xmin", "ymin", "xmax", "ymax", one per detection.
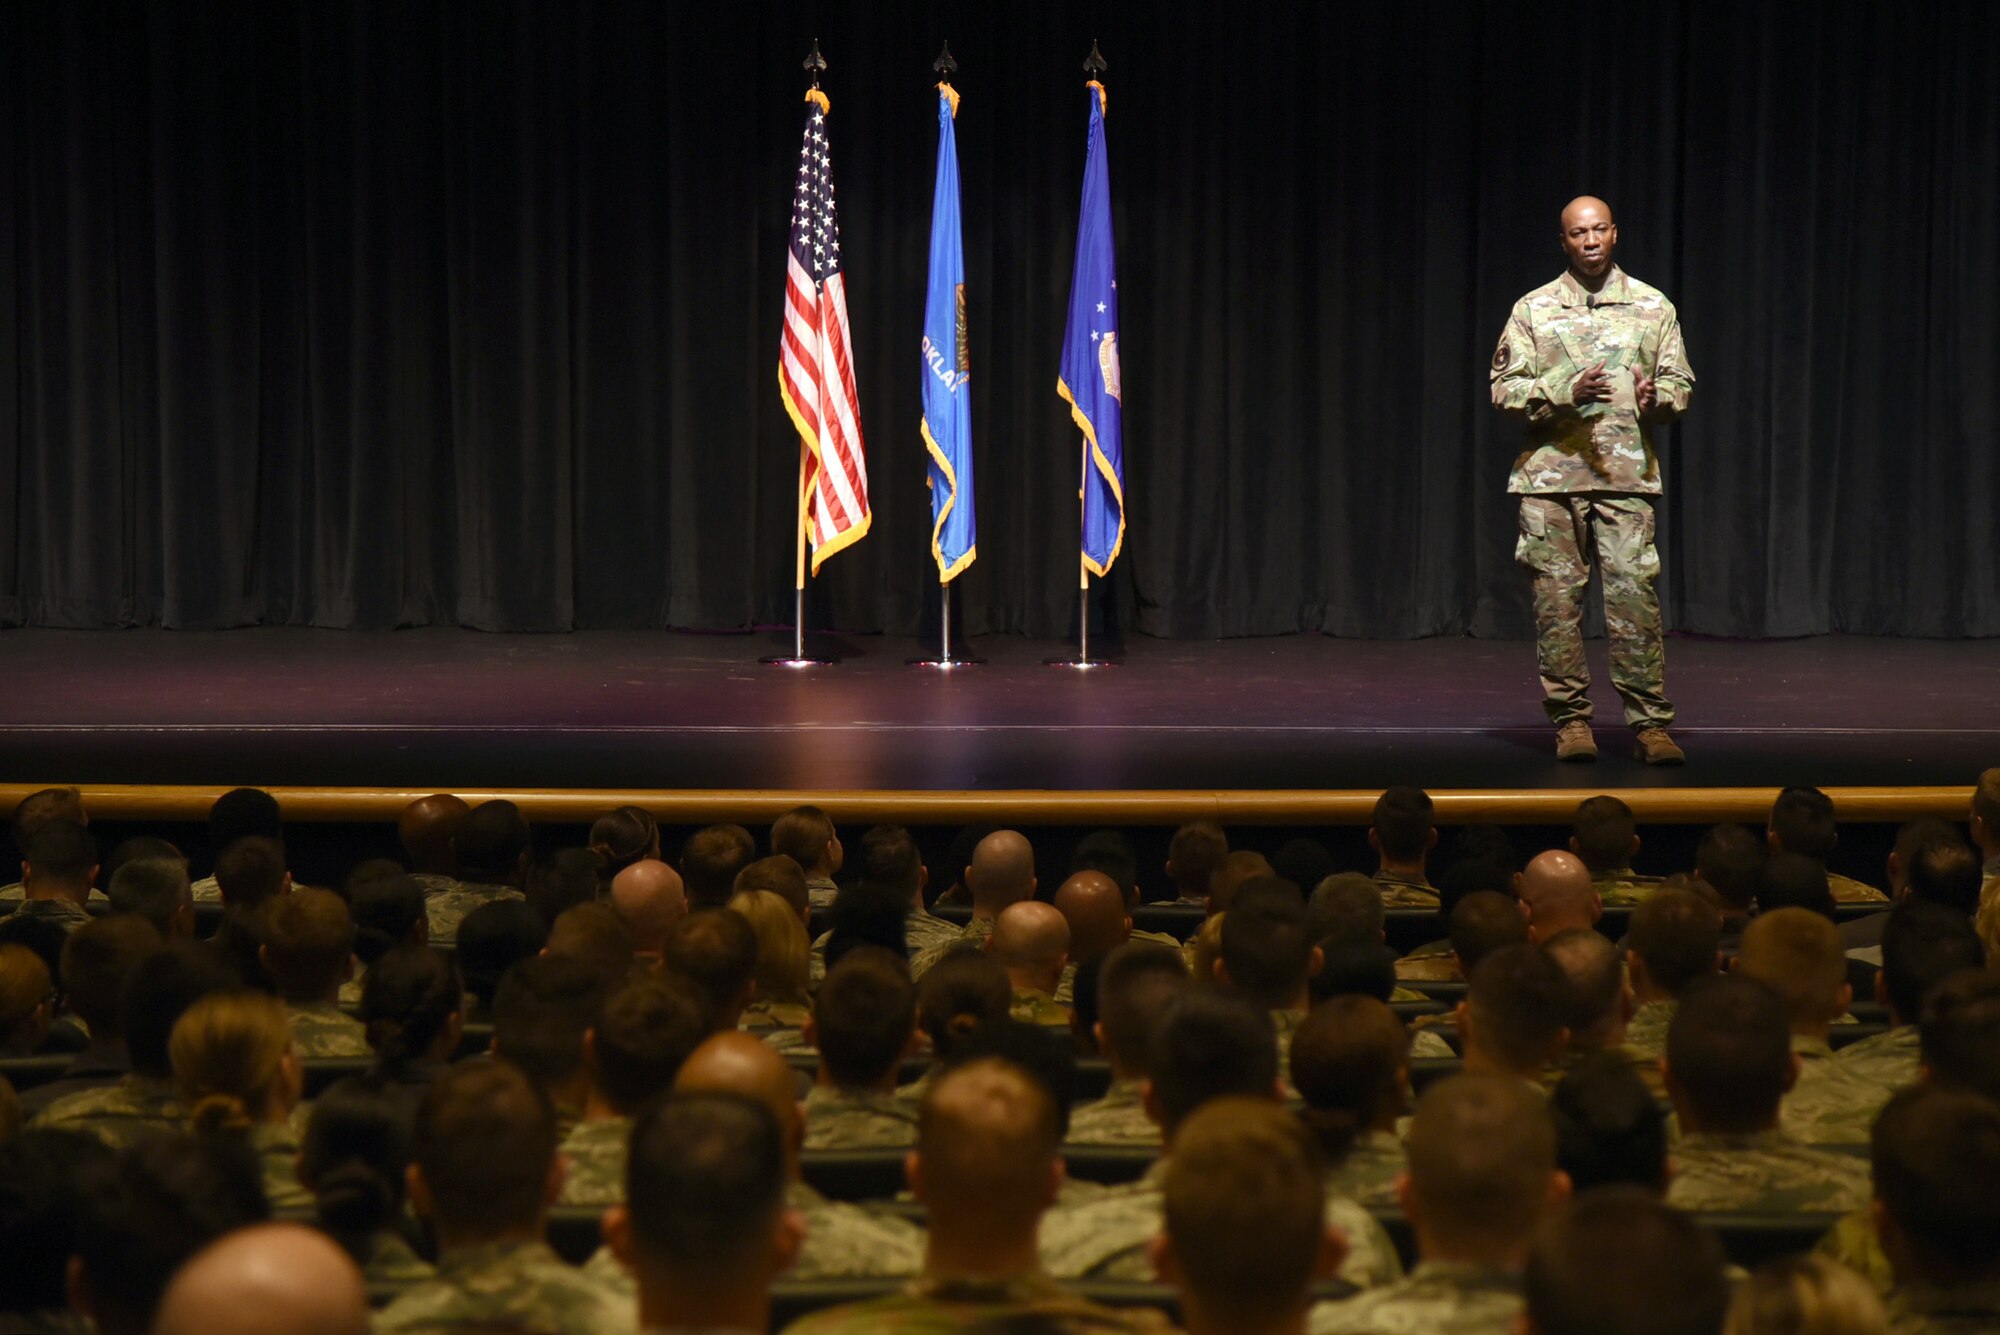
[
  {"xmin": 763, "ymin": 38, "xmax": 838, "ymax": 668},
  {"xmin": 1047, "ymin": 39, "xmax": 1117, "ymax": 671}
]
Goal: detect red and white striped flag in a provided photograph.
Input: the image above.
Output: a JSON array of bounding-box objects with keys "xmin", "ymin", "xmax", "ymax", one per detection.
[{"xmin": 778, "ymin": 89, "xmax": 871, "ymax": 572}]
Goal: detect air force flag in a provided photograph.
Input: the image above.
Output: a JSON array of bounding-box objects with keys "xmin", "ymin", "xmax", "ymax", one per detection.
[
  {"xmin": 921, "ymin": 84, "xmax": 976, "ymax": 583},
  {"xmin": 1057, "ymin": 81, "xmax": 1124, "ymax": 577}
]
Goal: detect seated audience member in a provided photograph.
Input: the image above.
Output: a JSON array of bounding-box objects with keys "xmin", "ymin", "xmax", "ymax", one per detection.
[
  {"xmin": 18, "ymin": 916, "xmax": 163, "ymax": 1117},
  {"xmin": 1540, "ymin": 928, "xmax": 1654, "ymax": 1092},
  {"xmin": 342, "ymin": 871, "xmax": 426, "ymax": 1005},
  {"xmin": 1571, "ymin": 795, "xmax": 1663, "ymax": 905},
  {"xmin": 730, "ymin": 888, "xmax": 813, "ymax": 1038},
  {"xmin": 1156, "ymin": 1099, "xmax": 1344, "ymax": 1335},
  {"xmin": 1270, "ymin": 837, "xmax": 1337, "ymax": 907},
  {"xmin": 1549, "ymin": 1055, "xmax": 1669, "ymax": 1196},
  {"xmin": 2, "ymin": 786, "xmax": 94, "ymax": 904},
  {"xmin": 1209, "ymin": 849, "xmax": 1277, "ymax": 915},
  {"xmin": 1219, "ymin": 879, "xmax": 1320, "ymax": 1060},
  {"xmin": 429, "ymin": 799, "xmax": 532, "ymax": 941},
  {"xmin": 1835, "ymin": 901, "xmax": 1983, "ymax": 1095},
  {"xmin": 70, "ymin": 1132, "xmax": 271, "ymax": 1335},
  {"xmin": 1868, "ymin": 1083, "xmax": 2000, "ymax": 1333},
  {"xmin": 772, "ymin": 805, "xmax": 843, "ymax": 909},
  {"xmin": 1662, "ymin": 975, "xmax": 1871, "ymax": 1214},
  {"xmin": 0, "ymin": 915, "xmax": 66, "ymax": 1019},
  {"xmin": 451, "ymin": 897, "xmax": 545, "ymax": 1018},
  {"xmin": 0, "ymin": 1128, "xmax": 118, "ymax": 1330},
  {"xmin": 1071, "ymin": 829, "xmax": 1139, "ymax": 902},
  {"xmin": 542, "ymin": 899, "xmax": 636, "ymax": 981},
  {"xmin": 803, "ymin": 948, "xmax": 921, "ymax": 1149},
  {"xmin": 1370, "ymin": 786, "xmax": 1441, "ymax": 907},
  {"xmin": 107, "ymin": 856, "xmax": 194, "ymax": 939},
  {"xmin": 1041, "ymin": 989, "xmax": 1402, "ymax": 1290},
  {"xmin": 1917, "ymin": 968, "xmax": 2000, "ymax": 1100},
  {"xmin": 171, "ymin": 990, "xmax": 311, "ymax": 1208},
  {"xmin": 1052, "ymin": 870, "xmax": 1134, "ymax": 994},
  {"xmin": 1290, "ymin": 995, "xmax": 1412, "ymax": 1206},
  {"xmin": 524, "ymin": 848, "xmax": 609, "ymax": 928},
  {"xmin": 587, "ymin": 804, "xmax": 660, "ymax": 882},
  {"xmin": 681, "ymin": 823, "xmax": 757, "ymax": 911},
  {"xmin": 988, "ymin": 899, "xmax": 1073, "ymax": 1028},
  {"xmin": 1313, "ymin": 1073, "xmax": 1570, "ymax": 1335},
  {"xmin": 190, "ymin": 788, "xmax": 285, "ymax": 904},
  {"xmin": 1624, "ymin": 887, "xmax": 1722, "ymax": 1060},
  {"xmin": 786, "ymin": 1057, "xmax": 1169, "ymax": 1335},
  {"xmin": 927, "ymin": 824, "xmax": 993, "ymax": 909},
  {"xmin": 261, "ymin": 886, "xmax": 370, "ymax": 1057},
  {"xmin": 360, "ymin": 945, "xmax": 464, "ymax": 1099},
  {"xmin": 899, "ymin": 950, "xmax": 1013, "ymax": 1107},
  {"xmin": 1164, "ymin": 819, "xmax": 1229, "ymax": 905},
  {"xmin": 1310, "ymin": 871, "xmax": 1438, "ymax": 1001},
  {"xmin": 557, "ymin": 973, "xmax": 714, "ymax": 1207},
  {"xmin": 0, "ymin": 944, "xmax": 55, "ymax": 1055},
  {"xmin": 1515, "ymin": 850, "xmax": 1601, "ymax": 943},
  {"xmin": 1722, "ymin": 1254, "xmax": 1886, "ymax": 1335},
  {"xmin": 1760, "ymin": 852, "xmax": 1839, "ymax": 920},
  {"xmin": 491, "ymin": 954, "xmax": 609, "ymax": 1134},
  {"xmin": 345, "ymin": 857, "xmax": 407, "ymax": 896},
  {"xmin": 299, "ymin": 1076, "xmax": 434, "ymax": 1287},
  {"xmin": 1770, "ymin": 786, "xmax": 1889, "ymax": 903},
  {"xmin": 1068, "ymin": 943, "xmax": 1192, "ymax": 1146},
  {"xmin": 207, "ymin": 834, "xmax": 293, "ymax": 989},
  {"xmin": 1455, "ymin": 943, "xmax": 1570, "ymax": 1085},
  {"xmin": 32, "ymin": 940, "xmax": 238, "ymax": 1147},
  {"xmin": 609, "ymin": 858, "xmax": 687, "ymax": 965},
  {"xmin": 397, "ymin": 794, "xmax": 470, "ymax": 893},
  {"xmin": 376, "ymin": 1062, "xmax": 626, "ymax": 1334},
  {"xmin": 735, "ymin": 854, "xmax": 811, "ymax": 926},
  {"xmin": 662, "ymin": 907, "xmax": 759, "ymax": 1031},
  {"xmin": 1523, "ymin": 1186, "xmax": 1729, "ymax": 1335},
  {"xmin": 1845, "ymin": 819, "xmax": 1969, "ymax": 959},
  {"xmin": 1310, "ymin": 940, "xmax": 1399, "ymax": 1004},
  {"xmin": 4, "ymin": 819, "xmax": 98, "ymax": 934},
  {"xmin": 1697, "ymin": 822, "xmax": 1766, "ymax": 953},
  {"xmin": 1401, "ymin": 887, "xmax": 1531, "ymax": 990},
  {"xmin": 1736, "ymin": 907, "xmax": 1879, "ymax": 1147},
  {"xmin": 843, "ymin": 825, "xmax": 959, "ymax": 967},
  {"xmin": 913, "ymin": 828, "xmax": 1037, "ymax": 976},
  {"xmin": 603, "ymin": 1091, "xmax": 804, "ymax": 1334},
  {"xmin": 152, "ymin": 1222, "xmax": 370, "ymax": 1335}
]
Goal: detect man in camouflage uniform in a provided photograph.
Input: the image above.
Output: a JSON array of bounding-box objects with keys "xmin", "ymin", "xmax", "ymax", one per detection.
[
  {"xmin": 1831, "ymin": 903, "xmax": 1981, "ymax": 1106},
  {"xmin": 1661, "ymin": 977, "xmax": 1872, "ymax": 1215},
  {"xmin": 802, "ymin": 949, "xmax": 922, "ymax": 1151},
  {"xmin": 1623, "ymin": 888, "xmax": 1721, "ymax": 1062},
  {"xmin": 1491, "ymin": 196, "xmax": 1692, "ymax": 766},
  {"xmin": 262, "ymin": 887, "xmax": 373, "ymax": 1058},
  {"xmin": 1735, "ymin": 908, "xmax": 1881, "ymax": 1149},
  {"xmin": 5, "ymin": 819, "xmax": 98, "ymax": 935},
  {"xmin": 425, "ymin": 799, "xmax": 533, "ymax": 943},
  {"xmin": 1290, "ymin": 998, "xmax": 1413, "ymax": 1210},
  {"xmin": 1370, "ymin": 788, "xmax": 1443, "ymax": 909},
  {"xmin": 1067, "ymin": 944, "xmax": 1190, "ymax": 1148},
  {"xmin": 1540, "ymin": 929, "xmax": 1663, "ymax": 1097},
  {"xmin": 910, "ymin": 828, "xmax": 1037, "ymax": 979},
  {"xmin": 1568, "ymin": 796, "xmax": 1664, "ymax": 906},
  {"xmin": 1870, "ymin": 1085, "xmax": 2000, "ymax": 1335},
  {"xmin": 987, "ymin": 900, "xmax": 1074, "ymax": 1030},
  {"xmin": 1312, "ymin": 1076, "xmax": 1561, "ymax": 1334},
  {"xmin": 558, "ymin": 974, "xmax": 714, "ymax": 1208},
  {"xmin": 378, "ymin": 1063, "xmax": 628, "ymax": 1335},
  {"xmin": 1523, "ymin": 1192, "xmax": 1730, "ymax": 1335},
  {"xmin": 1215, "ymin": 881, "xmax": 1319, "ymax": 1070}
]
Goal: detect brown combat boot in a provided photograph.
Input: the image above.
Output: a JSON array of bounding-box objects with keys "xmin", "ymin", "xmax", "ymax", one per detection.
[
  {"xmin": 1555, "ymin": 721, "xmax": 1598, "ymax": 762},
  {"xmin": 1634, "ymin": 727, "xmax": 1686, "ymax": 766}
]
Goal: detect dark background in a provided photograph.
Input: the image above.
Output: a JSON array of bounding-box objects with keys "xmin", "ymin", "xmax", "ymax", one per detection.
[{"xmin": 3, "ymin": 1, "xmax": 1995, "ymax": 640}]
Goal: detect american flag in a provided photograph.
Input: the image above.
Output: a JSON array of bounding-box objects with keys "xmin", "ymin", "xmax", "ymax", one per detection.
[{"xmin": 778, "ymin": 90, "xmax": 871, "ymax": 572}]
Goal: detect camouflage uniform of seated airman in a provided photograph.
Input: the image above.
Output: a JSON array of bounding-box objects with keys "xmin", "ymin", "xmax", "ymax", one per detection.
[
  {"xmin": 189, "ymin": 874, "xmax": 222, "ymax": 904},
  {"xmin": 373, "ymin": 1238, "xmax": 630, "ymax": 1335},
  {"xmin": 1038, "ymin": 1160, "xmax": 1404, "ymax": 1291},
  {"xmin": 423, "ymin": 882, "xmax": 527, "ymax": 944},
  {"xmin": 2, "ymin": 897, "xmax": 92, "ymax": 934},
  {"xmin": 0, "ymin": 882, "xmax": 109, "ymax": 907},
  {"xmin": 1065, "ymin": 1078, "xmax": 1158, "ymax": 1148},
  {"xmin": 1827, "ymin": 872, "xmax": 1891, "ymax": 905},
  {"xmin": 250, "ymin": 1121, "xmax": 313, "ymax": 1210},
  {"xmin": 1592, "ymin": 868, "xmax": 1664, "ymax": 908},
  {"xmin": 1010, "ymin": 988, "xmax": 1071, "ymax": 1030},
  {"xmin": 781, "ymin": 1272, "xmax": 1173, "ymax": 1335},
  {"xmin": 1542, "ymin": 1043, "xmax": 1666, "ymax": 1099},
  {"xmin": 742, "ymin": 999, "xmax": 813, "ymax": 1053},
  {"xmin": 1372, "ymin": 872, "xmax": 1440, "ymax": 910},
  {"xmin": 30, "ymin": 1074, "xmax": 184, "ymax": 1149},
  {"xmin": 555, "ymin": 1116, "xmax": 630, "ymax": 1207},
  {"xmin": 1394, "ymin": 940, "xmax": 1460, "ymax": 985},
  {"xmin": 1623, "ymin": 999, "xmax": 1677, "ymax": 1062},
  {"xmin": 1816, "ymin": 1209, "xmax": 1896, "ymax": 1295},
  {"xmin": 1830, "ymin": 1024, "xmax": 1920, "ymax": 1096},
  {"xmin": 1884, "ymin": 1280, "xmax": 2000, "ymax": 1335},
  {"xmin": 1309, "ymin": 1261, "xmax": 1523, "ymax": 1335},
  {"xmin": 1325, "ymin": 1129, "xmax": 1407, "ymax": 1209},
  {"xmin": 1781, "ymin": 1035, "xmax": 1882, "ymax": 1150},
  {"xmin": 909, "ymin": 915, "xmax": 995, "ymax": 981},
  {"xmin": 803, "ymin": 1086, "xmax": 921, "ymax": 1151},
  {"xmin": 359, "ymin": 1232, "xmax": 436, "ymax": 1290},
  {"xmin": 285, "ymin": 1001, "xmax": 373, "ymax": 1058},
  {"xmin": 1664, "ymin": 1129, "xmax": 1872, "ymax": 1213}
]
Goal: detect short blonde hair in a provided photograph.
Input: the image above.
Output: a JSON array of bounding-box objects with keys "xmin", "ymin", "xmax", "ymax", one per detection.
[
  {"xmin": 1737, "ymin": 908, "xmax": 1849, "ymax": 1026},
  {"xmin": 1723, "ymin": 1254, "xmax": 1885, "ymax": 1335},
  {"xmin": 727, "ymin": 889, "xmax": 810, "ymax": 1007},
  {"xmin": 170, "ymin": 990, "xmax": 295, "ymax": 1134},
  {"xmin": 1164, "ymin": 1097, "xmax": 1327, "ymax": 1323}
]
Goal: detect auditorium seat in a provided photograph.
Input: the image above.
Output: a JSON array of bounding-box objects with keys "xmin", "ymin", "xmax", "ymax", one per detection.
[
  {"xmin": 798, "ymin": 1150, "xmax": 911, "ymax": 1202},
  {"xmin": 546, "ymin": 1204, "xmax": 607, "ymax": 1264},
  {"xmin": 0, "ymin": 1053, "xmax": 75, "ymax": 1092},
  {"xmin": 1692, "ymin": 1212, "xmax": 1843, "ymax": 1267},
  {"xmin": 300, "ymin": 1057, "xmax": 377, "ymax": 1097},
  {"xmin": 1408, "ymin": 1056, "xmax": 1462, "ymax": 1092},
  {"xmin": 1062, "ymin": 1145, "xmax": 1157, "ymax": 1186}
]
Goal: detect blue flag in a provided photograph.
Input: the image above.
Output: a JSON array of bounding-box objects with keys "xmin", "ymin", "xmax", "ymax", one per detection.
[
  {"xmin": 921, "ymin": 84, "xmax": 976, "ymax": 583},
  {"xmin": 1058, "ymin": 81, "xmax": 1124, "ymax": 577}
]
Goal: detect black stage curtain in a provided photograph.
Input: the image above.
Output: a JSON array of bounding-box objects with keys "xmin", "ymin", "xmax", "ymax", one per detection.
[{"xmin": 2, "ymin": 2, "xmax": 1995, "ymax": 638}]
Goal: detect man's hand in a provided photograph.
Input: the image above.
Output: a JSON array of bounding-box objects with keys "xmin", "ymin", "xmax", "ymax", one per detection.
[
  {"xmin": 1569, "ymin": 361, "xmax": 1612, "ymax": 407},
  {"xmin": 1634, "ymin": 370, "xmax": 1657, "ymax": 415}
]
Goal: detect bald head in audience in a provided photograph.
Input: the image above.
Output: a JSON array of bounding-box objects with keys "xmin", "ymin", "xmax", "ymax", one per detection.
[
  {"xmin": 1516, "ymin": 851, "xmax": 1601, "ymax": 941},
  {"xmin": 153, "ymin": 1223, "xmax": 370, "ymax": 1335},
  {"xmin": 988, "ymin": 901, "xmax": 1071, "ymax": 996},
  {"xmin": 398, "ymin": 794, "xmax": 469, "ymax": 878},
  {"xmin": 1052, "ymin": 871, "xmax": 1131, "ymax": 964},
  {"xmin": 611, "ymin": 859, "xmax": 688, "ymax": 959},
  {"xmin": 675, "ymin": 1031, "xmax": 806, "ymax": 1170},
  {"xmin": 967, "ymin": 830, "xmax": 1037, "ymax": 918}
]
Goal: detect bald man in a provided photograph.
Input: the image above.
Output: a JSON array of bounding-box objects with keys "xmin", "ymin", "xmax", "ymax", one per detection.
[
  {"xmin": 912, "ymin": 829, "xmax": 1039, "ymax": 977},
  {"xmin": 988, "ymin": 900, "xmax": 1073, "ymax": 1028},
  {"xmin": 398, "ymin": 794, "xmax": 470, "ymax": 883},
  {"xmin": 610, "ymin": 859, "xmax": 687, "ymax": 962},
  {"xmin": 1054, "ymin": 871, "xmax": 1131, "ymax": 964},
  {"xmin": 153, "ymin": 1223, "xmax": 371, "ymax": 1335},
  {"xmin": 1516, "ymin": 850, "xmax": 1602, "ymax": 942},
  {"xmin": 1491, "ymin": 195, "xmax": 1693, "ymax": 766}
]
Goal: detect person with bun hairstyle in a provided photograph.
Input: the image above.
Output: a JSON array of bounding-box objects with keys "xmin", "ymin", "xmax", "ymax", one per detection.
[
  {"xmin": 730, "ymin": 888, "xmax": 813, "ymax": 1042},
  {"xmin": 589, "ymin": 806, "xmax": 660, "ymax": 882},
  {"xmin": 893, "ymin": 949, "xmax": 1015, "ymax": 1108},
  {"xmin": 170, "ymin": 990, "xmax": 310, "ymax": 1208},
  {"xmin": 1289, "ymin": 994, "xmax": 1413, "ymax": 1207},
  {"xmin": 340, "ymin": 873, "xmax": 428, "ymax": 1006},
  {"xmin": 358, "ymin": 945, "xmax": 464, "ymax": 1112},
  {"xmin": 300, "ymin": 1077, "xmax": 436, "ymax": 1287}
]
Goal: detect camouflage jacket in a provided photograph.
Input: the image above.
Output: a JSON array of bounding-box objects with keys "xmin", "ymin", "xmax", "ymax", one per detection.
[
  {"xmin": 1624, "ymin": 1000, "xmax": 1677, "ymax": 1061},
  {"xmin": 1373, "ymin": 872, "xmax": 1441, "ymax": 910},
  {"xmin": 1665, "ymin": 1129, "xmax": 1872, "ymax": 1213},
  {"xmin": 1065, "ymin": 1078, "xmax": 1159, "ymax": 1149},
  {"xmin": 361, "ymin": 1230, "xmax": 437, "ymax": 1289},
  {"xmin": 910, "ymin": 916, "xmax": 994, "ymax": 980},
  {"xmin": 803, "ymin": 1086, "xmax": 920, "ymax": 1151},
  {"xmin": 742, "ymin": 998, "xmax": 813, "ymax": 1053},
  {"xmin": 807, "ymin": 874, "xmax": 840, "ymax": 910},
  {"xmin": 374, "ymin": 1238, "xmax": 632, "ymax": 1335},
  {"xmin": 779, "ymin": 1270, "xmax": 1172, "ymax": 1334},
  {"xmin": 1830, "ymin": 1025, "xmax": 1920, "ymax": 1102},
  {"xmin": 1273, "ymin": 1007, "xmax": 1307, "ymax": 1072},
  {"xmin": 1885, "ymin": 1279, "xmax": 2000, "ymax": 1335},
  {"xmin": 1039, "ymin": 1160, "xmax": 1403, "ymax": 1291},
  {"xmin": 1593, "ymin": 868, "xmax": 1664, "ymax": 907},
  {"xmin": 251, "ymin": 1120, "xmax": 314, "ymax": 1210},
  {"xmin": 1309, "ymin": 1261, "xmax": 1523, "ymax": 1335},
  {"xmin": 190, "ymin": 874, "xmax": 222, "ymax": 904},
  {"xmin": 286, "ymin": 1001, "xmax": 373, "ymax": 1058},
  {"xmin": 29, "ymin": 1073, "xmax": 184, "ymax": 1149},
  {"xmin": 425, "ymin": 882, "xmax": 526, "ymax": 944},
  {"xmin": 1542, "ymin": 1042, "xmax": 1665, "ymax": 1098},
  {"xmin": 1010, "ymin": 987, "xmax": 1072, "ymax": 1030},
  {"xmin": 1828, "ymin": 872, "xmax": 1890, "ymax": 905},
  {"xmin": 1410, "ymin": 1029, "xmax": 1457, "ymax": 1060},
  {"xmin": 1492, "ymin": 266, "xmax": 1693, "ymax": 495},
  {"xmin": 1394, "ymin": 939, "xmax": 1462, "ymax": 984},
  {"xmin": 1327, "ymin": 1128, "xmax": 1407, "ymax": 1209},
  {"xmin": 1781, "ymin": 1035, "xmax": 1881, "ymax": 1149},
  {"xmin": 557, "ymin": 1115, "xmax": 631, "ymax": 1207},
  {"xmin": 1816, "ymin": 1207, "xmax": 1895, "ymax": 1295},
  {"xmin": 1, "ymin": 896, "xmax": 92, "ymax": 933}
]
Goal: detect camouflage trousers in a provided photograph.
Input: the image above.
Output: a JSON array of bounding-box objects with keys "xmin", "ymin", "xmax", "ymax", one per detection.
[{"xmin": 1516, "ymin": 495, "xmax": 1673, "ymax": 729}]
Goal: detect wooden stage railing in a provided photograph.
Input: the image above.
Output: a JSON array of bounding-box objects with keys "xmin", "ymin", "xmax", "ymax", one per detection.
[{"xmin": 0, "ymin": 783, "xmax": 1973, "ymax": 826}]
